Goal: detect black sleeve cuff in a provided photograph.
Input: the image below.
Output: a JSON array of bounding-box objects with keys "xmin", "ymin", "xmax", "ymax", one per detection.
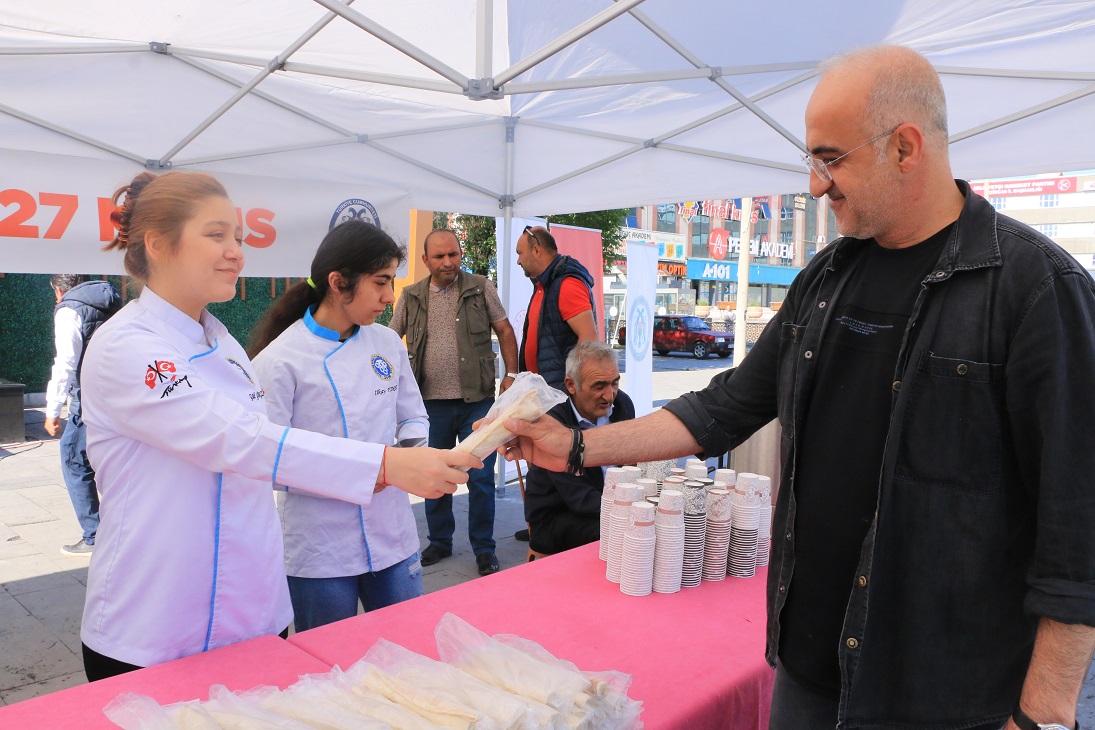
[{"xmin": 663, "ymin": 392, "xmax": 731, "ymax": 460}]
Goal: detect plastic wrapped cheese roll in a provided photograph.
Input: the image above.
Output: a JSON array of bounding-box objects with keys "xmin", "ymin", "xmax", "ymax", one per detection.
[{"xmin": 454, "ymin": 373, "xmax": 567, "ymax": 462}]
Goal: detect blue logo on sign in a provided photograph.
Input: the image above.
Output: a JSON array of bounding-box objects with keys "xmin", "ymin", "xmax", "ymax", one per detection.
[
  {"xmin": 371, "ymin": 354, "xmax": 394, "ymax": 381},
  {"xmin": 628, "ymin": 295, "xmax": 651, "ymax": 363},
  {"xmin": 330, "ymin": 199, "xmax": 381, "ymax": 230}
]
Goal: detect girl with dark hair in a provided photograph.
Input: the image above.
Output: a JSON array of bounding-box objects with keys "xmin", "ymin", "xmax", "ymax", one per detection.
[
  {"xmin": 251, "ymin": 220, "xmax": 430, "ymax": 630},
  {"xmin": 79, "ymin": 173, "xmax": 479, "ymax": 680}
]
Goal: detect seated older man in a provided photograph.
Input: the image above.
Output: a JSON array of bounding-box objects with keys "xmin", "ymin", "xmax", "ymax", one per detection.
[{"xmin": 525, "ymin": 340, "xmax": 635, "ymax": 555}]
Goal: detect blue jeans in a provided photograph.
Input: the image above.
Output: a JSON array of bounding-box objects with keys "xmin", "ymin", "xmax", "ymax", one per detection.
[
  {"xmin": 423, "ymin": 398, "xmax": 497, "ymax": 555},
  {"xmin": 59, "ymin": 411, "xmax": 99, "ymax": 542},
  {"xmin": 287, "ymin": 553, "xmax": 423, "ymax": 632}
]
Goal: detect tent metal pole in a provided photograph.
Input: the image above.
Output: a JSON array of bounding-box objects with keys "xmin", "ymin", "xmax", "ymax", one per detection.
[
  {"xmin": 494, "ymin": 0, "xmax": 647, "ymax": 86},
  {"xmin": 173, "ymin": 56, "xmax": 356, "ymax": 137},
  {"xmin": 934, "ymin": 67, "xmax": 1095, "ymax": 82},
  {"xmin": 283, "ymin": 62, "xmax": 463, "ymax": 93},
  {"xmin": 507, "ymin": 67, "xmax": 717, "ymax": 94},
  {"xmin": 513, "ymin": 69, "xmax": 817, "ymax": 200},
  {"xmin": 949, "ymin": 83, "xmax": 1095, "ymax": 143},
  {"xmin": 365, "ymin": 140, "xmax": 501, "ymax": 199},
  {"xmin": 496, "ymin": 116, "xmax": 517, "ymax": 492},
  {"xmin": 0, "ymin": 43, "xmax": 147, "ymax": 55},
  {"xmin": 0, "ymin": 102, "xmax": 145, "ymax": 164},
  {"xmin": 165, "ymin": 46, "xmax": 462, "ymax": 93},
  {"xmin": 624, "ymin": 4, "xmax": 807, "ymax": 152},
  {"xmin": 733, "ymin": 199, "xmax": 753, "ymax": 369},
  {"xmin": 156, "ymin": 0, "xmax": 356, "ymax": 166},
  {"xmin": 173, "ymin": 137, "xmax": 358, "ymax": 167},
  {"xmin": 310, "ymin": 0, "xmax": 468, "ymax": 89},
  {"xmin": 657, "ymin": 144, "xmax": 806, "ymax": 173},
  {"xmin": 477, "ymin": 0, "xmax": 493, "ymax": 78}
]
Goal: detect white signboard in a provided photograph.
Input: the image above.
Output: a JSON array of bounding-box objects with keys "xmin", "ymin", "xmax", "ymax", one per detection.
[
  {"xmin": 0, "ymin": 148, "xmax": 411, "ymax": 277},
  {"xmin": 625, "ymin": 240, "xmax": 657, "ymax": 417}
]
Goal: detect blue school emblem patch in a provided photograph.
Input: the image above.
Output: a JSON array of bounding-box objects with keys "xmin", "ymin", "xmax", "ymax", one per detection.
[{"xmin": 371, "ymin": 354, "xmax": 394, "ymax": 381}]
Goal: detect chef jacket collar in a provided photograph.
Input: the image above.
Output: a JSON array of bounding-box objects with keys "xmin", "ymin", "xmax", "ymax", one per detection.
[{"xmin": 139, "ymin": 286, "xmax": 221, "ymax": 346}]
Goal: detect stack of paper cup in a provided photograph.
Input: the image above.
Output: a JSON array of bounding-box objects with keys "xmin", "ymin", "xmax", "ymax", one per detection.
[
  {"xmin": 600, "ymin": 467, "xmax": 629, "ymax": 561},
  {"xmin": 607, "ymin": 484, "xmax": 641, "ymax": 583},
  {"xmin": 685, "ymin": 460, "xmax": 709, "ymax": 481},
  {"xmin": 756, "ymin": 475, "xmax": 773, "ymax": 567},
  {"xmin": 702, "ymin": 488, "xmax": 733, "ymax": 581},
  {"xmin": 636, "ymin": 478, "xmax": 659, "ymax": 499},
  {"xmin": 728, "ymin": 486, "xmax": 761, "ymax": 578},
  {"xmin": 620, "ymin": 502, "xmax": 657, "ymax": 596},
  {"xmin": 714, "ymin": 468, "xmax": 737, "ymax": 487},
  {"xmin": 653, "ymin": 489, "xmax": 685, "ymax": 593},
  {"xmin": 641, "ymin": 459, "xmax": 675, "ymax": 485},
  {"xmin": 662, "ymin": 475, "xmax": 686, "ymax": 491},
  {"xmin": 682, "ymin": 482, "xmax": 707, "ymax": 587},
  {"xmin": 669, "ymin": 467, "xmax": 687, "ymax": 480}
]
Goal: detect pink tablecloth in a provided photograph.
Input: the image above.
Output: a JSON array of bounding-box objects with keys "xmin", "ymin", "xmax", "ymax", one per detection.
[
  {"xmin": 289, "ymin": 542, "xmax": 774, "ymax": 730},
  {"xmin": 0, "ymin": 634, "xmax": 331, "ymax": 729}
]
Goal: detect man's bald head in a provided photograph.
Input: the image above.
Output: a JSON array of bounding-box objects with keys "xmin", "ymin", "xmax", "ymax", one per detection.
[{"xmin": 817, "ymin": 46, "xmax": 949, "ymax": 152}]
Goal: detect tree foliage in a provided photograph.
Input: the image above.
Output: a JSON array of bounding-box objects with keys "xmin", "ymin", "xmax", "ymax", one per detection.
[{"xmin": 432, "ymin": 208, "xmax": 630, "ymax": 280}]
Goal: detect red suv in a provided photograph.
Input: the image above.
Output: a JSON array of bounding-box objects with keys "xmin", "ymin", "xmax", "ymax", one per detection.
[{"xmin": 618, "ymin": 315, "xmax": 733, "ymax": 359}]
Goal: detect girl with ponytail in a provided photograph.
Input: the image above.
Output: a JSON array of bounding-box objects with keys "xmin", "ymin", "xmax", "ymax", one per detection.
[
  {"xmin": 79, "ymin": 173, "xmax": 479, "ymax": 680},
  {"xmin": 250, "ymin": 220, "xmax": 431, "ymax": 630}
]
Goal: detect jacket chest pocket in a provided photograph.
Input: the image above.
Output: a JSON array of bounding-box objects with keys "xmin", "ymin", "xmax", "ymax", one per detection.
[
  {"xmin": 463, "ymin": 294, "xmax": 490, "ymax": 334},
  {"xmin": 895, "ymin": 351, "xmax": 1005, "ymax": 494}
]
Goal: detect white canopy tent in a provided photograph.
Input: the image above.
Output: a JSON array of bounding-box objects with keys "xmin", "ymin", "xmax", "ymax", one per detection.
[{"xmin": 2, "ymin": 0, "xmax": 1094, "ymax": 277}]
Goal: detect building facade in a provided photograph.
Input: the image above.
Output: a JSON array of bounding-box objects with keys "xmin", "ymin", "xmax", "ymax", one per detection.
[
  {"xmin": 618, "ymin": 194, "xmax": 839, "ymax": 314},
  {"xmin": 973, "ymin": 173, "xmax": 1095, "ymax": 276}
]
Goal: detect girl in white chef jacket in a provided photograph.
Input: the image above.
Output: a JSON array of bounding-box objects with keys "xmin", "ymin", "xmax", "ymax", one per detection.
[
  {"xmin": 78, "ymin": 171, "xmax": 480, "ymax": 681},
  {"xmin": 250, "ymin": 220, "xmax": 426, "ymax": 630}
]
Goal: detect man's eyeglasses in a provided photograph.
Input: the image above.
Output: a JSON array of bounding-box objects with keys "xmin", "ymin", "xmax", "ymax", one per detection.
[{"xmin": 801, "ymin": 125, "xmax": 900, "ymax": 182}]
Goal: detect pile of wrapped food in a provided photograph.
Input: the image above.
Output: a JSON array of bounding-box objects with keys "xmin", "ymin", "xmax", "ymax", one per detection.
[{"xmin": 103, "ymin": 613, "xmax": 643, "ymax": 730}]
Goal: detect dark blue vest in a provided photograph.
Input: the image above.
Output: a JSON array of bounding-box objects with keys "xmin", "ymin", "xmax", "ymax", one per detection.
[{"xmin": 519, "ymin": 254, "xmax": 596, "ymax": 390}]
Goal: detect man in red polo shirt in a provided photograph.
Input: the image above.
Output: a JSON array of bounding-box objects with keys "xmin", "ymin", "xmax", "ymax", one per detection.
[{"xmin": 515, "ymin": 226, "xmax": 599, "ymax": 391}]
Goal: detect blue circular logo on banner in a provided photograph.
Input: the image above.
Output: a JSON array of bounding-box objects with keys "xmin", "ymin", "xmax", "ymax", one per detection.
[
  {"xmin": 628, "ymin": 295, "xmax": 651, "ymax": 362},
  {"xmin": 330, "ymin": 199, "xmax": 381, "ymax": 230}
]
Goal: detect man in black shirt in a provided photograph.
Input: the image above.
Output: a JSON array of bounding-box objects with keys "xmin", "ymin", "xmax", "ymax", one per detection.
[{"xmin": 500, "ymin": 45, "xmax": 1095, "ymax": 730}]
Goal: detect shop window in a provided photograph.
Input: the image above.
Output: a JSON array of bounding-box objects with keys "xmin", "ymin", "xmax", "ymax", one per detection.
[{"xmin": 657, "ymin": 204, "xmax": 677, "ymax": 233}]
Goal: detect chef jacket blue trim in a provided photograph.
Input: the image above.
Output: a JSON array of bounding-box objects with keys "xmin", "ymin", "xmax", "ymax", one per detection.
[
  {"xmin": 322, "ymin": 342, "xmax": 351, "ymax": 439},
  {"xmin": 272, "ymin": 427, "xmax": 290, "ymax": 491},
  {"xmin": 358, "ymin": 508, "xmax": 374, "ymax": 572},
  {"xmin": 304, "ymin": 306, "xmax": 340, "ymax": 342},
  {"xmin": 188, "ymin": 338, "xmax": 220, "ymax": 362},
  {"xmin": 203, "ymin": 473, "xmax": 224, "ymax": 652},
  {"xmin": 317, "ymin": 329, "xmax": 372, "ymax": 570}
]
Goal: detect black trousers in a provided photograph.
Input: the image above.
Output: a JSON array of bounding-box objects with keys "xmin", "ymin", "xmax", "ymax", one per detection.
[
  {"xmin": 82, "ymin": 627, "xmax": 290, "ymax": 682},
  {"xmin": 529, "ymin": 511, "xmax": 599, "ymax": 554}
]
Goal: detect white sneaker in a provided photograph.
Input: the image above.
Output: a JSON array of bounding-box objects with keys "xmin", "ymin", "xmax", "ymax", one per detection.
[{"xmin": 60, "ymin": 539, "xmax": 94, "ymax": 557}]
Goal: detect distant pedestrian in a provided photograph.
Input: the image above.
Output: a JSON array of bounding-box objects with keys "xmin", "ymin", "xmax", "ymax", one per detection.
[{"xmin": 44, "ymin": 274, "xmax": 122, "ymax": 557}]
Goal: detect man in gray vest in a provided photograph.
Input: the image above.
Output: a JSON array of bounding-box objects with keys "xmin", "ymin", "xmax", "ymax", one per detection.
[{"xmin": 390, "ymin": 229, "xmax": 519, "ymax": 576}]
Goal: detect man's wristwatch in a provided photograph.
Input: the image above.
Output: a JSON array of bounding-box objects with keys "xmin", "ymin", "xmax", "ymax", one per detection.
[
  {"xmin": 504, "ymin": 372, "xmax": 519, "ymax": 379},
  {"xmin": 1012, "ymin": 705, "xmax": 1078, "ymax": 730}
]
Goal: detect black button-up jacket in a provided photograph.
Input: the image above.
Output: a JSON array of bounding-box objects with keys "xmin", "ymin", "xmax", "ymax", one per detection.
[{"xmin": 664, "ymin": 182, "xmax": 1095, "ymax": 729}]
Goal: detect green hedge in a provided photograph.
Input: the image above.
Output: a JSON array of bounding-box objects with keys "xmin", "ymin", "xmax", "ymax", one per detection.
[{"xmin": 0, "ymin": 274, "xmax": 392, "ymax": 393}]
